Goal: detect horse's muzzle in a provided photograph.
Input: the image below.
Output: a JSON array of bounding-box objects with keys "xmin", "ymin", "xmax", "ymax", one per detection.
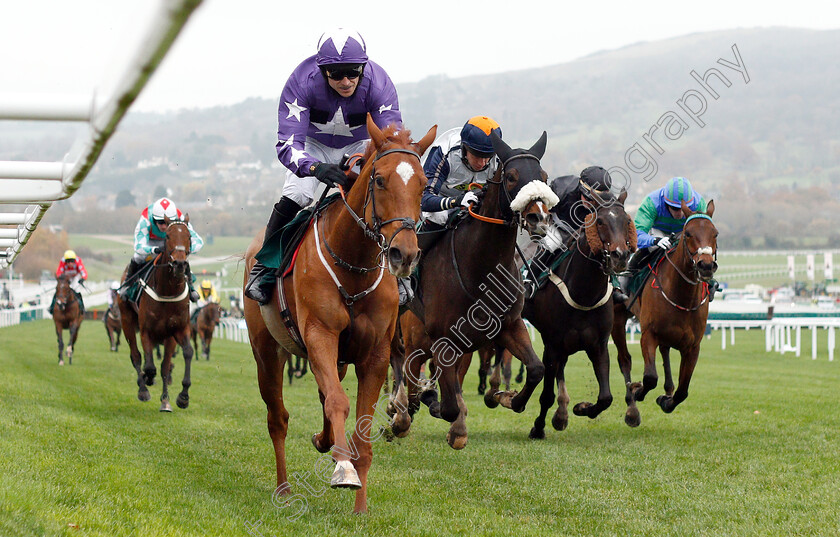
[
  {"xmin": 388, "ymin": 245, "xmax": 420, "ymax": 278},
  {"xmin": 697, "ymin": 259, "xmax": 718, "ymax": 280},
  {"xmin": 524, "ymin": 211, "xmax": 550, "ymax": 237},
  {"xmin": 609, "ymin": 248, "xmax": 631, "ymax": 272}
]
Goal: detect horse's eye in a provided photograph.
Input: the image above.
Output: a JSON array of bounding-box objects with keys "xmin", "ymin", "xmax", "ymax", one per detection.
[
  {"xmin": 685, "ymin": 232, "xmax": 691, "ymax": 239},
  {"xmin": 375, "ymin": 175, "xmax": 385, "ymax": 188}
]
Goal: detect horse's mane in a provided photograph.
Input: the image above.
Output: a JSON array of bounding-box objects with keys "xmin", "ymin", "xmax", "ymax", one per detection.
[{"xmin": 363, "ymin": 125, "xmax": 413, "ymax": 161}]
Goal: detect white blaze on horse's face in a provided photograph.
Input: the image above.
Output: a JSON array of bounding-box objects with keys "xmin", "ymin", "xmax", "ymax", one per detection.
[{"xmin": 395, "ymin": 161, "xmax": 414, "ymax": 186}]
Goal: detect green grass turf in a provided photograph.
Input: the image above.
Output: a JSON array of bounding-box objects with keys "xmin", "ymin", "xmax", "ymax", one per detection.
[{"xmin": 2, "ymin": 322, "xmax": 839, "ymax": 536}]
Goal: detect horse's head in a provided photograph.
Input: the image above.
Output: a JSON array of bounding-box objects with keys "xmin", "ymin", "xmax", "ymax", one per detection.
[
  {"xmin": 55, "ymin": 275, "xmax": 72, "ymax": 312},
  {"xmin": 489, "ymin": 131, "xmax": 557, "ymax": 237},
  {"xmin": 163, "ymin": 215, "xmax": 192, "ymax": 278},
  {"xmin": 680, "ymin": 200, "xmax": 718, "ymax": 281},
  {"xmin": 361, "ymin": 114, "xmax": 437, "ymax": 277},
  {"xmin": 582, "ymin": 190, "xmax": 637, "ymax": 273}
]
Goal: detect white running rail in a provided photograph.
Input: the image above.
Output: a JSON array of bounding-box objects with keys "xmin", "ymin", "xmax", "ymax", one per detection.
[{"xmin": 0, "ymin": 0, "xmax": 203, "ymax": 268}]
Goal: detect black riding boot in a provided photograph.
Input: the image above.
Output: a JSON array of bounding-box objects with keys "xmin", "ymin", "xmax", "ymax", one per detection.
[
  {"xmin": 525, "ymin": 247, "xmax": 555, "ymax": 298},
  {"xmin": 245, "ymin": 197, "xmax": 303, "ymax": 304},
  {"xmin": 119, "ymin": 259, "xmax": 141, "ymax": 299},
  {"xmin": 185, "ymin": 264, "xmax": 199, "ymax": 303}
]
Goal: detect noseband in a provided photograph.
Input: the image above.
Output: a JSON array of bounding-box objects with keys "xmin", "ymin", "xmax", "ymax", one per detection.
[{"xmin": 477, "ymin": 152, "xmax": 543, "ymax": 228}]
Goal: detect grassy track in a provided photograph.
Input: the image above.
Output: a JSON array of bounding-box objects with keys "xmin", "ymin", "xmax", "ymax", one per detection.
[{"xmin": 1, "ymin": 321, "xmax": 839, "ymax": 536}]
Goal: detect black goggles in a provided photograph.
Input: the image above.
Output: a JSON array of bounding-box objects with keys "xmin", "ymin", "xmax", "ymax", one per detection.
[{"xmin": 324, "ymin": 65, "xmax": 364, "ymax": 81}]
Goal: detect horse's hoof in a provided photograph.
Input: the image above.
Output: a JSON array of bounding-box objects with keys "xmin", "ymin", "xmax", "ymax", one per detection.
[
  {"xmin": 657, "ymin": 395, "xmax": 675, "ymax": 413},
  {"xmin": 551, "ymin": 411, "xmax": 568, "ymax": 431},
  {"xmin": 419, "ymin": 389, "xmax": 438, "ymax": 408},
  {"xmin": 529, "ymin": 427, "xmax": 546, "ymax": 440},
  {"xmin": 311, "ymin": 433, "xmax": 331, "ymax": 454},
  {"xmin": 138, "ymin": 390, "xmax": 151, "ymax": 402},
  {"xmin": 176, "ymin": 393, "xmax": 189, "ymax": 409},
  {"xmin": 58, "ymin": 359, "xmax": 64, "ymax": 366},
  {"xmin": 446, "ymin": 431, "xmax": 468, "ymax": 450},
  {"xmin": 330, "ymin": 460, "xmax": 361, "ymax": 489},
  {"xmin": 496, "ymin": 391, "xmax": 519, "ymax": 410},
  {"xmin": 483, "ymin": 391, "xmax": 500, "ymax": 409},
  {"xmin": 391, "ymin": 414, "xmax": 412, "ymax": 438},
  {"xmin": 160, "ymin": 400, "xmax": 172, "ymax": 412},
  {"xmin": 145, "ymin": 377, "xmax": 155, "ymax": 387},
  {"xmin": 625, "ymin": 408, "xmax": 641, "ymax": 427},
  {"xmin": 572, "ymin": 402, "xmax": 592, "ymax": 417}
]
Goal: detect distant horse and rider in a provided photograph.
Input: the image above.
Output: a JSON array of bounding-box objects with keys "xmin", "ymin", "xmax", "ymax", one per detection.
[
  {"xmin": 51, "ymin": 275, "xmax": 84, "ymax": 366},
  {"xmin": 191, "ymin": 301, "xmax": 221, "ymax": 361},
  {"xmin": 104, "ymin": 293, "xmax": 122, "ymax": 352},
  {"xmin": 119, "ymin": 201, "xmax": 203, "ymax": 412}
]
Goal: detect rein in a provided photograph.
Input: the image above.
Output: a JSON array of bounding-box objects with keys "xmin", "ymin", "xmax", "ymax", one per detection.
[{"xmin": 650, "ymin": 250, "xmax": 709, "ymax": 312}]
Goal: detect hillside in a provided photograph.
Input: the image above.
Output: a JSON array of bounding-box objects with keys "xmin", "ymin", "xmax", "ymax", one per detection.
[{"xmin": 3, "ymin": 27, "xmax": 838, "ymax": 247}]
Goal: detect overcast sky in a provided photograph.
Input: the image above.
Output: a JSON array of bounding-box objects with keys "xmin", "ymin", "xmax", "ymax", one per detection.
[{"xmin": 2, "ymin": 0, "xmax": 839, "ymax": 114}]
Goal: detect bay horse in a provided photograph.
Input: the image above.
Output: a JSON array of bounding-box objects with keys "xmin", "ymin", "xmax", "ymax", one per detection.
[
  {"xmin": 611, "ymin": 200, "xmax": 718, "ymax": 427},
  {"xmin": 52, "ymin": 275, "xmax": 83, "ymax": 365},
  {"xmin": 191, "ymin": 302, "xmax": 221, "ymax": 361},
  {"xmin": 104, "ymin": 300, "xmax": 122, "ymax": 352},
  {"xmin": 244, "ymin": 115, "xmax": 436, "ymax": 514},
  {"xmin": 522, "ymin": 191, "xmax": 636, "ymax": 439},
  {"xmin": 391, "ymin": 131, "xmax": 556, "ymax": 449},
  {"xmin": 119, "ymin": 216, "xmax": 196, "ymax": 412}
]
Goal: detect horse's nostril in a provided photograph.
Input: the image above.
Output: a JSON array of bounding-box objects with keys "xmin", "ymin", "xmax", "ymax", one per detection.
[{"xmin": 388, "ymin": 247, "xmax": 404, "ymax": 267}]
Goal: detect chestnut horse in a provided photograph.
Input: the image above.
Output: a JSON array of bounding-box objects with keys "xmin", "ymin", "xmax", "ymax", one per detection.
[
  {"xmin": 119, "ymin": 217, "xmax": 196, "ymax": 412},
  {"xmin": 244, "ymin": 116, "xmax": 436, "ymax": 514},
  {"xmin": 52, "ymin": 275, "xmax": 83, "ymax": 365},
  {"xmin": 391, "ymin": 131, "xmax": 556, "ymax": 449},
  {"xmin": 191, "ymin": 302, "xmax": 220, "ymax": 361},
  {"xmin": 104, "ymin": 300, "xmax": 122, "ymax": 352},
  {"xmin": 522, "ymin": 191, "xmax": 635, "ymax": 439},
  {"xmin": 611, "ymin": 200, "xmax": 718, "ymax": 427}
]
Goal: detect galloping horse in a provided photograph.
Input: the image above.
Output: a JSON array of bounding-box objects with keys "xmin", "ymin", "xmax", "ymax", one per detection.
[
  {"xmin": 391, "ymin": 131, "xmax": 556, "ymax": 449},
  {"xmin": 119, "ymin": 216, "xmax": 196, "ymax": 412},
  {"xmin": 191, "ymin": 302, "xmax": 220, "ymax": 361},
  {"xmin": 611, "ymin": 200, "xmax": 718, "ymax": 426},
  {"xmin": 52, "ymin": 275, "xmax": 83, "ymax": 365},
  {"xmin": 522, "ymin": 191, "xmax": 635, "ymax": 439},
  {"xmin": 244, "ymin": 116, "xmax": 436, "ymax": 514},
  {"xmin": 104, "ymin": 300, "xmax": 122, "ymax": 352}
]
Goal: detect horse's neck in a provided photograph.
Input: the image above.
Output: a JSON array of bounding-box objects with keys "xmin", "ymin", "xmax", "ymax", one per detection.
[
  {"xmin": 325, "ymin": 179, "xmax": 383, "ymax": 273},
  {"xmin": 661, "ymin": 242, "xmax": 702, "ymax": 301},
  {"xmin": 151, "ymin": 259, "xmax": 185, "ymax": 294},
  {"xmin": 561, "ymin": 238, "xmax": 608, "ymax": 301}
]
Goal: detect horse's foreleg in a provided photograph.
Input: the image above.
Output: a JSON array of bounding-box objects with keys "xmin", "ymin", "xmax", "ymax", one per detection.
[
  {"xmin": 306, "ymin": 330, "xmax": 353, "ymax": 467},
  {"xmin": 311, "ymin": 388, "xmax": 335, "ymax": 453},
  {"xmin": 67, "ymin": 321, "xmax": 81, "ymax": 365},
  {"xmin": 140, "ymin": 332, "xmax": 157, "ymax": 387},
  {"xmin": 611, "ymin": 311, "xmax": 639, "ymax": 427},
  {"xmin": 502, "ymin": 347, "xmax": 512, "ymax": 391},
  {"xmin": 444, "ymin": 353, "xmax": 471, "ymax": 450},
  {"xmin": 658, "ymin": 345, "xmax": 700, "ymax": 413},
  {"xmin": 551, "ymin": 354, "xmax": 571, "ymax": 431},
  {"xmin": 160, "ymin": 338, "xmax": 177, "ymax": 412},
  {"xmin": 573, "ymin": 341, "xmax": 613, "ymax": 419},
  {"xmin": 636, "ymin": 330, "xmax": 659, "ymax": 402},
  {"xmin": 204, "ymin": 332, "xmax": 212, "ymax": 361},
  {"xmin": 55, "ymin": 324, "xmax": 64, "ymax": 365},
  {"xmin": 484, "ymin": 348, "xmax": 505, "ymax": 408},
  {"xmin": 529, "ymin": 346, "xmax": 560, "ymax": 440},
  {"xmin": 660, "ymin": 345, "xmax": 674, "ymax": 396},
  {"xmin": 476, "ymin": 346, "xmax": 491, "ymax": 395},
  {"xmin": 176, "ymin": 330, "xmax": 194, "ymax": 409},
  {"xmin": 347, "ymin": 341, "xmax": 391, "ymax": 513},
  {"xmin": 491, "ymin": 320, "xmax": 545, "ymax": 413},
  {"xmin": 123, "ymin": 321, "xmax": 149, "ymax": 402}
]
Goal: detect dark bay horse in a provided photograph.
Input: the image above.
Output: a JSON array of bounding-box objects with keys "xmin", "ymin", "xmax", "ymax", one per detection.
[
  {"xmin": 52, "ymin": 275, "xmax": 83, "ymax": 365},
  {"xmin": 391, "ymin": 131, "xmax": 556, "ymax": 449},
  {"xmin": 244, "ymin": 116, "xmax": 436, "ymax": 514},
  {"xmin": 611, "ymin": 200, "xmax": 718, "ymax": 427},
  {"xmin": 119, "ymin": 216, "xmax": 196, "ymax": 412},
  {"xmin": 521, "ymin": 191, "xmax": 636, "ymax": 439},
  {"xmin": 191, "ymin": 302, "xmax": 221, "ymax": 361},
  {"xmin": 104, "ymin": 300, "xmax": 122, "ymax": 352}
]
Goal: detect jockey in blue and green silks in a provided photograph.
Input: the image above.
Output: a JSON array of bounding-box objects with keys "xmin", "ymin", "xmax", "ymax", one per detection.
[
  {"xmin": 119, "ymin": 197, "xmax": 204, "ymax": 302},
  {"xmin": 617, "ymin": 177, "xmax": 718, "ymax": 301}
]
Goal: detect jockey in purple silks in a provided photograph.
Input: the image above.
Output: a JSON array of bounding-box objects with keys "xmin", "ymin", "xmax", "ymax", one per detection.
[{"xmin": 245, "ymin": 28, "xmax": 403, "ymax": 304}]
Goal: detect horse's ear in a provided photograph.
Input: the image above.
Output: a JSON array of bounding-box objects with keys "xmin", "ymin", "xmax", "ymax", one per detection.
[
  {"xmin": 490, "ymin": 130, "xmax": 512, "ymax": 163},
  {"xmin": 528, "ymin": 131, "xmax": 548, "ymax": 160},
  {"xmin": 679, "ymin": 200, "xmax": 692, "ymax": 219},
  {"xmin": 366, "ymin": 114, "xmax": 386, "ymax": 150},
  {"xmin": 164, "ymin": 215, "xmax": 171, "ymax": 226},
  {"xmin": 415, "ymin": 124, "xmax": 437, "ymax": 156},
  {"xmin": 618, "ymin": 189, "xmax": 628, "ymax": 205},
  {"xmin": 183, "ymin": 213, "xmax": 190, "ymax": 225},
  {"xmin": 705, "ymin": 199, "xmax": 715, "ymax": 218}
]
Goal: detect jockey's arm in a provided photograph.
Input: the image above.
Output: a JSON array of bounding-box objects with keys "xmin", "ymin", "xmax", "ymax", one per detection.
[
  {"xmin": 76, "ymin": 258, "xmax": 88, "ymax": 281},
  {"xmin": 186, "ymin": 222, "xmax": 204, "ymax": 254},
  {"xmin": 420, "ymin": 146, "xmax": 458, "ymax": 212},
  {"xmin": 134, "ymin": 217, "xmax": 155, "ymax": 257},
  {"xmin": 634, "ymin": 197, "xmax": 659, "ymax": 249},
  {"xmin": 210, "ymin": 287, "xmax": 219, "ymax": 303},
  {"xmin": 275, "ymin": 77, "xmax": 318, "ymax": 177}
]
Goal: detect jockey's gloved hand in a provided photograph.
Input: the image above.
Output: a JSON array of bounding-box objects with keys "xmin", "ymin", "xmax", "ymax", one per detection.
[
  {"xmin": 460, "ymin": 191, "xmax": 480, "ymax": 208},
  {"xmin": 655, "ymin": 236, "xmax": 672, "ymax": 250},
  {"xmin": 153, "ymin": 247, "xmax": 162, "ymax": 254},
  {"xmin": 312, "ymin": 162, "xmax": 347, "ymax": 188}
]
